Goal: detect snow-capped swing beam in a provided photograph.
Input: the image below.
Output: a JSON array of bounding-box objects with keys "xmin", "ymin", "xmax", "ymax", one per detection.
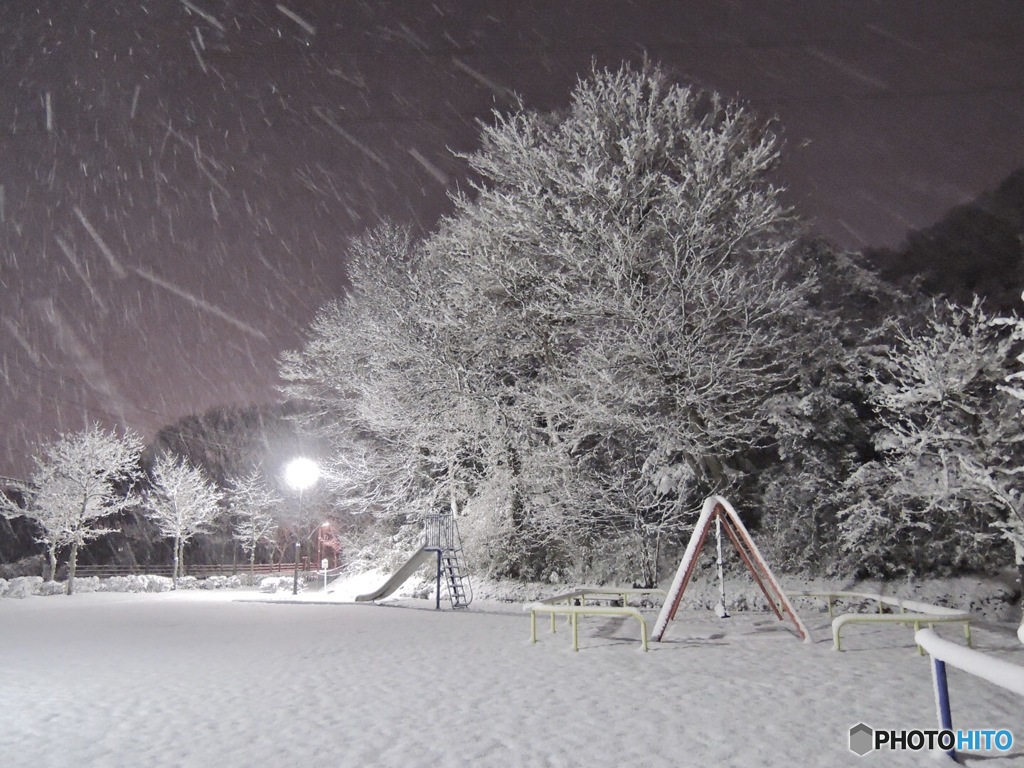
[{"xmin": 651, "ymin": 495, "xmax": 809, "ymax": 642}]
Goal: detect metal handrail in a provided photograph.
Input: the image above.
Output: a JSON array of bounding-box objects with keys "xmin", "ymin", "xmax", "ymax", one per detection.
[{"xmin": 915, "ymin": 628, "xmax": 1024, "ymax": 760}]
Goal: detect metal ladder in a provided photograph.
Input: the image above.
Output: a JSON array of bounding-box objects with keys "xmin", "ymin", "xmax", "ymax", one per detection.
[
  {"xmin": 441, "ymin": 545, "xmax": 471, "ymax": 608},
  {"xmin": 424, "ymin": 513, "xmax": 473, "ymax": 609}
]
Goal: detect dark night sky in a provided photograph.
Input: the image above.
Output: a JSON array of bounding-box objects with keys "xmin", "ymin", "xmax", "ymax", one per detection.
[{"xmin": 2, "ymin": 0, "xmax": 1023, "ymax": 479}]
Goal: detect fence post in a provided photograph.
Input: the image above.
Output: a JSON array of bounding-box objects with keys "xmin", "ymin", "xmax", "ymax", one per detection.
[{"xmin": 930, "ymin": 657, "xmax": 956, "ymax": 760}]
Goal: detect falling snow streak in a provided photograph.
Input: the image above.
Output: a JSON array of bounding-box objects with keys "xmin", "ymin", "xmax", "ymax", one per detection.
[
  {"xmin": 276, "ymin": 5, "xmax": 315, "ymax": 37},
  {"xmin": 394, "ymin": 23, "xmax": 430, "ymax": 53},
  {"xmin": 179, "ymin": 0, "xmax": 225, "ymax": 33},
  {"xmin": 407, "ymin": 148, "xmax": 449, "ymax": 186},
  {"xmin": 803, "ymin": 48, "xmax": 891, "ymax": 91},
  {"xmin": 129, "ymin": 266, "xmax": 269, "ymax": 342},
  {"xmin": 72, "ymin": 207, "xmax": 128, "ymax": 279},
  {"xmin": 3, "ymin": 318, "xmax": 43, "ymax": 366},
  {"xmin": 53, "ymin": 235, "xmax": 108, "ymax": 316},
  {"xmin": 312, "ymin": 106, "xmax": 390, "ymax": 170},
  {"xmin": 190, "ymin": 38, "xmax": 209, "ymax": 74},
  {"xmin": 160, "ymin": 122, "xmax": 231, "ymax": 197},
  {"xmin": 451, "ymin": 58, "xmax": 518, "ymax": 103},
  {"xmin": 35, "ymin": 298, "xmax": 132, "ymax": 426}
]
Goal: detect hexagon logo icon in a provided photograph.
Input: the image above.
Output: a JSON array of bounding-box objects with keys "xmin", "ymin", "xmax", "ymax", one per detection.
[{"xmin": 849, "ymin": 723, "xmax": 874, "ymax": 756}]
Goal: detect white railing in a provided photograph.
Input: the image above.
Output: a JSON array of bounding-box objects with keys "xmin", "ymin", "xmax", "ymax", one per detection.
[{"xmin": 915, "ymin": 628, "xmax": 1024, "ymax": 760}]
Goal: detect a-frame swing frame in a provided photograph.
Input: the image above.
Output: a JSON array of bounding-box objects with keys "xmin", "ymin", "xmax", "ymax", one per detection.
[{"xmin": 651, "ymin": 495, "xmax": 809, "ymax": 642}]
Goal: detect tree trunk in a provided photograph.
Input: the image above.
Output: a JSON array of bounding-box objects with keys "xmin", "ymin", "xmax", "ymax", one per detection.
[
  {"xmin": 636, "ymin": 527, "xmax": 656, "ymax": 590},
  {"xmin": 172, "ymin": 534, "xmax": 180, "ymax": 589},
  {"xmin": 46, "ymin": 543, "xmax": 58, "ymax": 582},
  {"xmin": 66, "ymin": 541, "xmax": 78, "ymax": 595}
]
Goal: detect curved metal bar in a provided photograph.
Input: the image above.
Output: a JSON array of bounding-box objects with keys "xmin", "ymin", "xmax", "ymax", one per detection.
[{"xmin": 831, "ymin": 612, "xmax": 972, "ymax": 653}]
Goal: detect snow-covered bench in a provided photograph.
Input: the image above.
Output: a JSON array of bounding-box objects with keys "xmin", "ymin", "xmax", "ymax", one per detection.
[
  {"xmin": 524, "ymin": 588, "xmax": 664, "ymax": 652},
  {"xmin": 797, "ymin": 591, "xmax": 973, "ymax": 652}
]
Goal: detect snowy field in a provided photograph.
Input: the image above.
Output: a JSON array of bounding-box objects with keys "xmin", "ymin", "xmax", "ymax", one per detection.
[{"xmin": 3, "ymin": 573, "xmax": 1023, "ymax": 768}]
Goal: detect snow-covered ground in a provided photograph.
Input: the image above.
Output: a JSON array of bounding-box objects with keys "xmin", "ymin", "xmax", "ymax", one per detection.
[{"xmin": 3, "ymin": 571, "xmax": 1023, "ymax": 768}]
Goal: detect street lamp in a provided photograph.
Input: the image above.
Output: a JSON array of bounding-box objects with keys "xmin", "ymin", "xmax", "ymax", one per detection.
[{"xmin": 285, "ymin": 457, "xmax": 320, "ymax": 595}]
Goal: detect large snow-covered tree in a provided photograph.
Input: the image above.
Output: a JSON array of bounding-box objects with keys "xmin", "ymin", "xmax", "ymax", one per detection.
[
  {"xmin": 226, "ymin": 468, "xmax": 281, "ymax": 574},
  {"xmin": 429, "ymin": 61, "xmax": 819, "ymax": 578},
  {"xmin": 0, "ymin": 425, "xmax": 142, "ymax": 593},
  {"xmin": 143, "ymin": 453, "xmax": 223, "ymax": 587},
  {"xmin": 283, "ymin": 61, "xmax": 831, "ymax": 582}
]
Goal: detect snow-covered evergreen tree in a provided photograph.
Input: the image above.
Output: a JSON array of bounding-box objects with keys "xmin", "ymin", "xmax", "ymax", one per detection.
[
  {"xmin": 143, "ymin": 453, "xmax": 223, "ymax": 588},
  {"xmin": 0, "ymin": 425, "xmax": 142, "ymax": 593}
]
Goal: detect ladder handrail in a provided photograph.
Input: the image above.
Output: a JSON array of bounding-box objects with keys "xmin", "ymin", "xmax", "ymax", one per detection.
[{"xmin": 422, "ymin": 512, "xmax": 472, "ymax": 608}]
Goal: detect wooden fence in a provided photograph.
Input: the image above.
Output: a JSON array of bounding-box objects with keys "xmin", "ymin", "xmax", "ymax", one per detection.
[{"xmin": 74, "ymin": 562, "xmax": 304, "ymax": 578}]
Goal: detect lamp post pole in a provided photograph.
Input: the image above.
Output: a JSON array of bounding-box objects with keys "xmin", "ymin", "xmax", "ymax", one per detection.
[{"xmin": 284, "ymin": 457, "xmax": 321, "ymax": 597}]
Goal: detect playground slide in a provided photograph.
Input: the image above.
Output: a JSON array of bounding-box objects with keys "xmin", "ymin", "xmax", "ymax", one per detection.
[{"xmin": 354, "ymin": 547, "xmax": 434, "ymax": 602}]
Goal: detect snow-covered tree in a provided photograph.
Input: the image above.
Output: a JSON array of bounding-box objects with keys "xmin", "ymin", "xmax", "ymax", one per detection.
[
  {"xmin": 0, "ymin": 425, "xmax": 142, "ymax": 593},
  {"xmin": 143, "ymin": 453, "xmax": 223, "ymax": 587},
  {"xmin": 226, "ymin": 468, "xmax": 281, "ymax": 574},
  {"xmin": 283, "ymin": 61, "xmax": 833, "ymax": 582},
  {"xmin": 842, "ymin": 299, "xmax": 1021, "ymax": 576},
  {"xmin": 430, "ymin": 60, "xmax": 818, "ymax": 576},
  {"xmin": 281, "ymin": 226, "xmax": 500, "ymax": 537},
  {"xmin": 993, "ymin": 298, "xmax": 1024, "ymax": 624},
  {"xmin": 756, "ymin": 241, "xmax": 904, "ymax": 575}
]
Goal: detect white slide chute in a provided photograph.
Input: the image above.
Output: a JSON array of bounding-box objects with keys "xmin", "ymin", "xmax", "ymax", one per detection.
[{"xmin": 354, "ymin": 547, "xmax": 435, "ymax": 602}]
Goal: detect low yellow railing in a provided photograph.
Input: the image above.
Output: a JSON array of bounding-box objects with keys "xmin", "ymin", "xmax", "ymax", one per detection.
[
  {"xmin": 524, "ymin": 587, "xmax": 664, "ymax": 652},
  {"xmin": 796, "ymin": 591, "xmax": 973, "ymax": 652}
]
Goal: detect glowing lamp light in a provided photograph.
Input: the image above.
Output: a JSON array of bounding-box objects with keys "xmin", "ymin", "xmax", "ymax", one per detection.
[
  {"xmin": 285, "ymin": 457, "xmax": 320, "ymax": 491},
  {"xmin": 286, "ymin": 457, "xmax": 321, "ymax": 597}
]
